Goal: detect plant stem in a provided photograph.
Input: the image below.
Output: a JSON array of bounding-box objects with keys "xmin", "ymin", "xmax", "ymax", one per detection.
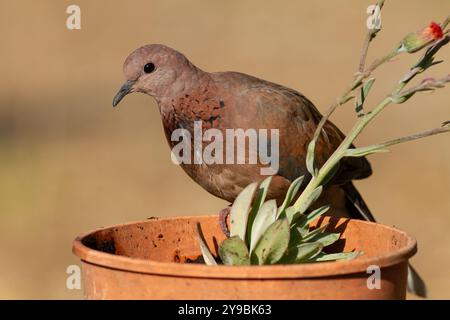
[
  {"xmin": 293, "ymin": 12, "xmax": 450, "ymax": 219},
  {"xmin": 293, "ymin": 97, "xmax": 392, "ymax": 213},
  {"xmin": 294, "ymin": 73, "xmax": 450, "ymax": 215},
  {"xmin": 313, "ymin": 14, "xmax": 448, "ymax": 150},
  {"xmin": 366, "ymin": 49, "xmax": 400, "ymax": 72},
  {"xmin": 398, "ymin": 74, "xmax": 450, "ymax": 99},
  {"xmin": 348, "ymin": 126, "xmax": 450, "ymax": 153},
  {"xmin": 311, "ymin": 17, "xmax": 398, "ymax": 162}
]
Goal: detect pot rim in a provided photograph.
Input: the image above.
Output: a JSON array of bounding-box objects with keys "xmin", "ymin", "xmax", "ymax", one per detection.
[{"xmin": 72, "ymin": 215, "xmax": 417, "ymax": 279}]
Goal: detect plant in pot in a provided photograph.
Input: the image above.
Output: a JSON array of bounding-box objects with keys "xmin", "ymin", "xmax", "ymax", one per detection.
[{"xmin": 73, "ymin": 3, "xmax": 450, "ymax": 299}]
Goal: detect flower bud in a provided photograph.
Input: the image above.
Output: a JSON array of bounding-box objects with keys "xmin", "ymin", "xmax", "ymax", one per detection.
[{"xmin": 401, "ymin": 22, "xmax": 444, "ymax": 53}]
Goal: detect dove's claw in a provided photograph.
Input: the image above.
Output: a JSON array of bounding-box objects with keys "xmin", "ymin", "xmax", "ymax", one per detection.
[{"xmin": 218, "ymin": 207, "xmax": 231, "ymax": 237}]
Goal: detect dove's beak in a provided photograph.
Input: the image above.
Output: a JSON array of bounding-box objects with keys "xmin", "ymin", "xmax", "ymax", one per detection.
[{"xmin": 112, "ymin": 80, "xmax": 136, "ymax": 107}]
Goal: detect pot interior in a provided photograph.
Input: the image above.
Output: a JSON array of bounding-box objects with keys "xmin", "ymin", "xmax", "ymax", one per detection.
[{"xmin": 79, "ymin": 215, "xmax": 415, "ymax": 266}]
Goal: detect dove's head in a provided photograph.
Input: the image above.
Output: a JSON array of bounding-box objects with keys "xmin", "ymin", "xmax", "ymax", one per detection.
[{"xmin": 113, "ymin": 44, "xmax": 198, "ymax": 107}]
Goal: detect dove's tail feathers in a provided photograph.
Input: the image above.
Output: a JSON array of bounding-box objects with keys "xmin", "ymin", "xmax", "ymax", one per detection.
[
  {"xmin": 342, "ymin": 181, "xmax": 427, "ymax": 298},
  {"xmin": 407, "ymin": 264, "xmax": 427, "ymax": 298},
  {"xmin": 342, "ymin": 182, "xmax": 376, "ymax": 222}
]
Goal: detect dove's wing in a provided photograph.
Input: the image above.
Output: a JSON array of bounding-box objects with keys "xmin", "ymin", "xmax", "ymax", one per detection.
[{"xmin": 226, "ymin": 75, "xmax": 372, "ymax": 185}]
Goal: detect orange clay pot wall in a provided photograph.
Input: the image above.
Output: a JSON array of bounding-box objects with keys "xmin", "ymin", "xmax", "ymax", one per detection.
[{"xmin": 72, "ymin": 215, "xmax": 416, "ymax": 300}]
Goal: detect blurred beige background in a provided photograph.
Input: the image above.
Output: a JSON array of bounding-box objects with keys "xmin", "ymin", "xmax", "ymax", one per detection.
[{"xmin": 0, "ymin": 0, "xmax": 449, "ymax": 299}]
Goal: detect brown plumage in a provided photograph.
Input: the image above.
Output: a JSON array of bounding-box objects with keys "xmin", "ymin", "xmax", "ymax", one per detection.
[{"xmin": 113, "ymin": 44, "xmax": 372, "ymax": 218}]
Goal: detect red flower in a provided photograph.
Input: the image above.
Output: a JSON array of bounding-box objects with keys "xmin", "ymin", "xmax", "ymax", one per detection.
[
  {"xmin": 426, "ymin": 22, "xmax": 444, "ymax": 40},
  {"xmin": 401, "ymin": 21, "xmax": 444, "ymax": 53}
]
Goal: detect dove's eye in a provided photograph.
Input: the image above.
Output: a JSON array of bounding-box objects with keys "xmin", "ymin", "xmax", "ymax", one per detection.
[{"xmin": 144, "ymin": 63, "xmax": 156, "ymax": 73}]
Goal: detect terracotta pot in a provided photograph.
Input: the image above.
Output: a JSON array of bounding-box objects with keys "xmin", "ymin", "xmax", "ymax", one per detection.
[{"xmin": 72, "ymin": 215, "xmax": 417, "ymax": 300}]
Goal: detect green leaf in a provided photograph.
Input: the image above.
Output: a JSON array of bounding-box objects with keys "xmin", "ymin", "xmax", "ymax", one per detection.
[
  {"xmin": 291, "ymin": 212, "xmax": 310, "ymax": 241},
  {"xmin": 246, "ymin": 177, "xmax": 272, "ymax": 244},
  {"xmin": 277, "ymin": 176, "xmax": 304, "ymax": 219},
  {"xmin": 288, "ymin": 225, "xmax": 304, "ymax": 246},
  {"xmin": 306, "ymin": 140, "xmax": 317, "ymax": 176},
  {"xmin": 305, "ymin": 205, "xmax": 330, "ymax": 225},
  {"xmin": 195, "ymin": 223, "xmax": 217, "ymax": 266},
  {"xmin": 354, "ymin": 90, "xmax": 364, "ymax": 117},
  {"xmin": 302, "ymin": 232, "xmax": 340, "ymax": 247},
  {"xmin": 344, "ymin": 145, "xmax": 389, "ymax": 157},
  {"xmin": 296, "ymin": 224, "xmax": 309, "ymax": 239},
  {"xmin": 355, "ymin": 78, "xmax": 376, "ymax": 117},
  {"xmin": 229, "ymin": 182, "xmax": 258, "ymax": 241},
  {"xmin": 350, "ymin": 78, "xmax": 363, "ymax": 91},
  {"xmin": 218, "ymin": 236, "xmax": 250, "ymax": 266},
  {"xmin": 251, "ymin": 218, "xmax": 290, "ymax": 265},
  {"xmin": 340, "ymin": 95, "xmax": 355, "ymax": 104},
  {"xmin": 296, "ymin": 205, "xmax": 330, "ymax": 228},
  {"xmin": 320, "ymin": 162, "xmax": 340, "ymax": 186},
  {"xmin": 284, "ymin": 206, "xmax": 299, "ymax": 224},
  {"xmin": 280, "ymin": 242, "xmax": 323, "ymax": 263},
  {"xmin": 297, "ymin": 186, "xmax": 323, "ymax": 215},
  {"xmin": 300, "ymin": 223, "xmax": 330, "ymax": 241},
  {"xmin": 279, "ymin": 207, "xmax": 296, "ymax": 224},
  {"xmin": 250, "ymin": 200, "xmax": 277, "ymax": 253},
  {"xmin": 308, "ymin": 251, "xmax": 362, "ymax": 262},
  {"xmin": 363, "ymin": 78, "xmax": 376, "ymax": 97}
]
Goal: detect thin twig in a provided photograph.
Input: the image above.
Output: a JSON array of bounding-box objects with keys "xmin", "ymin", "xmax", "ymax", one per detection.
[
  {"xmin": 359, "ymin": 0, "xmax": 386, "ymax": 72},
  {"xmin": 395, "ymin": 74, "xmax": 450, "ymax": 102},
  {"xmin": 309, "ymin": 2, "xmax": 390, "ymax": 171},
  {"xmin": 317, "ymin": 13, "xmax": 448, "ymax": 138},
  {"xmin": 357, "ymin": 126, "xmax": 450, "ymax": 152},
  {"xmin": 293, "ymin": 13, "xmax": 450, "ymax": 215}
]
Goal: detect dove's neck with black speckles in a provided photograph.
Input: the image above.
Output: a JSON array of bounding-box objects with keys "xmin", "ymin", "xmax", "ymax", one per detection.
[
  {"xmin": 157, "ymin": 66, "xmax": 215, "ymax": 116},
  {"xmin": 156, "ymin": 68, "xmax": 225, "ymax": 149}
]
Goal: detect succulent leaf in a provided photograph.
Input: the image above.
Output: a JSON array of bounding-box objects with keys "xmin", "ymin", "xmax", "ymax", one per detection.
[
  {"xmin": 219, "ymin": 236, "xmax": 250, "ymax": 266},
  {"xmin": 294, "ymin": 205, "xmax": 330, "ymax": 229},
  {"xmin": 296, "ymin": 224, "xmax": 310, "ymax": 239},
  {"xmin": 281, "ymin": 242, "xmax": 324, "ymax": 263},
  {"xmin": 284, "ymin": 206, "xmax": 298, "ymax": 224},
  {"xmin": 306, "ymin": 140, "xmax": 317, "ymax": 176},
  {"xmin": 289, "ymin": 225, "xmax": 304, "ymax": 245},
  {"xmin": 251, "ymin": 218, "xmax": 290, "ymax": 265},
  {"xmin": 246, "ymin": 177, "xmax": 273, "ymax": 244},
  {"xmin": 277, "ymin": 176, "xmax": 304, "ymax": 219},
  {"xmin": 297, "ymin": 186, "xmax": 323, "ymax": 216},
  {"xmin": 300, "ymin": 223, "xmax": 330, "ymax": 241},
  {"xmin": 195, "ymin": 223, "xmax": 217, "ymax": 266},
  {"xmin": 302, "ymin": 232, "xmax": 341, "ymax": 247},
  {"xmin": 309, "ymin": 251, "xmax": 362, "ymax": 262},
  {"xmin": 250, "ymin": 199, "xmax": 277, "ymax": 253},
  {"xmin": 229, "ymin": 182, "xmax": 258, "ymax": 241}
]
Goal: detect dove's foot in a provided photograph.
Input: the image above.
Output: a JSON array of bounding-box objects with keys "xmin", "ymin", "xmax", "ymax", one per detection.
[{"xmin": 218, "ymin": 207, "xmax": 231, "ymax": 237}]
